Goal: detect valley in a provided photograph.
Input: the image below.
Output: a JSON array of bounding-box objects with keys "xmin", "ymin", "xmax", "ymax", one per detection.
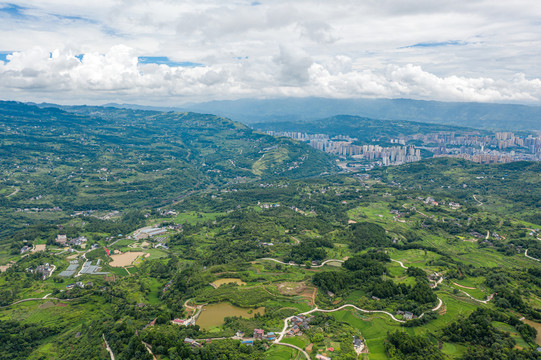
[{"xmin": 0, "ymin": 102, "xmax": 539, "ymax": 360}]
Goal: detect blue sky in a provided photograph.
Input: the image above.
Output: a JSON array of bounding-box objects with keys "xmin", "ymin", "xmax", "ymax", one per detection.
[
  {"xmin": 0, "ymin": 1, "xmax": 540, "ymax": 105},
  {"xmin": 138, "ymin": 57, "xmax": 203, "ymax": 68}
]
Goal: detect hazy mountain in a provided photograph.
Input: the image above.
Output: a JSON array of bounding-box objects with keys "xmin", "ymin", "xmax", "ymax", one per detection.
[
  {"xmin": 182, "ymin": 97, "xmax": 541, "ymax": 131},
  {"xmin": 252, "ymin": 114, "xmax": 473, "ymax": 144}
]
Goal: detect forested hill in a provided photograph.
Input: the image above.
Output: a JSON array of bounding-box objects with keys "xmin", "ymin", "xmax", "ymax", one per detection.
[
  {"xmin": 0, "ymin": 101, "xmax": 335, "ymax": 214},
  {"xmin": 373, "ymin": 157, "xmax": 541, "ymax": 224},
  {"xmin": 253, "ymin": 114, "xmax": 473, "ymax": 144}
]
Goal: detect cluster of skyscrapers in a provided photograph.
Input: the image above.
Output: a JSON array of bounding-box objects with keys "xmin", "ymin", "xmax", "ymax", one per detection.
[{"xmin": 266, "ymin": 129, "xmax": 541, "ymax": 167}]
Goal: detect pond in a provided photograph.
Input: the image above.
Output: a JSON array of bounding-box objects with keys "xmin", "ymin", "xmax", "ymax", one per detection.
[
  {"xmin": 522, "ymin": 319, "xmax": 541, "ymax": 346},
  {"xmin": 210, "ymin": 278, "xmax": 246, "ymax": 287},
  {"xmin": 196, "ymin": 303, "xmax": 265, "ymax": 330}
]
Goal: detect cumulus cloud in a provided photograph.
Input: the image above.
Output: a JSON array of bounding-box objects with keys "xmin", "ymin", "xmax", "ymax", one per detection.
[
  {"xmin": 299, "ymin": 21, "xmax": 338, "ymax": 44},
  {"xmin": 1, "ymin": 1, "xmax": 541, "ymax": 104},
  {"xmin": 273, "ymin": 45, "xmax": 314, "ymax": 84},
  {"xmin": 0, "ymin": 45, "xmax": 540, "ymax": 104}
]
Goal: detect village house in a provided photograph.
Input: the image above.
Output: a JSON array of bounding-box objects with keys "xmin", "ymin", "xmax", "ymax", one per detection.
[
  {"xmin": 56, "ymin": 234, "xmax": 67, "ymax": 245},
  {"xmin": 133, "ymin": 226, "xmax": 167, "ymax": 240},
  {"xmin": 69, "ymin": 236, "xmax": 88, "ymax": 246},
  {"xmin": 316, "ymin": 355, "xmax": 331, "ymax": 360},
  {"xmin": 253, "ymin": 328, "xmax": 265, "ymax": 340},
  {"xmin": 184, "ymin": 338, "xmax": 202, "ymax": 348},
  {"xmin": 353, "ymin": 336, "xmax": 364, "ymax": 349},
  {"xmin": 403, "ymin": 312, "xmax": 414, "ymax": 320},
  {"xmin": 27, "ymin": 263, "xmax": 54, "ymax": 279},
  {"xmin": 448, "ymin": 202, "xmax": 461, "ymax": 209},
  {"xmin": 172, "ymin": 318, "xmax": 195, "ymax": 326}
]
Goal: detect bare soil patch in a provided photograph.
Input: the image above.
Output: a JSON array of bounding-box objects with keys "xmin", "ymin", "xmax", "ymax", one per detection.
[
  {"xmin": 0, "ymin": 262, "xmax": 14, "ymax": 272},
  {"xmin": 277, "ymin": 282, "xmax": 307, "ymax": 296},
  {"xmin": 33, "ymin": 244, "xmax": 46, "ymax": 252},
  {"xmin": 109, "ymin": 252, "xmax": 145, "ymax": 267}
]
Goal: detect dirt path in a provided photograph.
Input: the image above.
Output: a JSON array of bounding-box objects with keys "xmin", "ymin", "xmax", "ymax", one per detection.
[
  {"xmin": 458, "ymin": 289, "xmax": 494, "ymax": 304},
  {"xmin": 6, "ymin": 187, "xmax": 19, "ymax": 197},
  {"xmin": 102, "ymin": 334, "xmax": 115, "ymax": 360},
  {"xmin": 473, "ymin": 195, "xmax": 483, "ymax": 206},
  {"xmin": 274, "ymin": 342, "xmax": 310, "ymax": 360},
  {"xmin": 453, "ymin": 282, "xmax": 476, "ymax": 290},
  {"xmin": 142, "ymin": 341, "xmax": 157, "ymax": 360},
  {"xmin": 390, "ymin": 259, "xmax": 408, "ymax": 269},
  {"xmin": 0, "ymin": 294, "xmax": 73, "ymax": 308},
  {"xmin": 184, "ymin": 298, "xmax": 196, "ymax": 315}
]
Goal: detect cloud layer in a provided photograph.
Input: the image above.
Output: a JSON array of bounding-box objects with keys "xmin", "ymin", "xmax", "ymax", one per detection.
[{"xmin": 0, "ymin": 1, "xmax": 540, "ymax": 105}]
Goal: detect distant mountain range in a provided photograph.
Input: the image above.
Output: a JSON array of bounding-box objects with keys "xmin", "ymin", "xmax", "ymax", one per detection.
[
  {"xmin": 183, "ymin": 98, "xmax": 541, "ymax": 131},
  {"xmin": 92, "ymin": 97, "xmax": 541, "ymax": 131}
]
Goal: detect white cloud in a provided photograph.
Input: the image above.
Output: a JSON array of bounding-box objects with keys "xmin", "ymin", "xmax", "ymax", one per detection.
[
  {"xmin": 0, "ymin": 1, "xmax": 540, "ymax": 104},
  {"xmin": 0, "ymin": 45, "xmax": 540, "ymax": 105}
]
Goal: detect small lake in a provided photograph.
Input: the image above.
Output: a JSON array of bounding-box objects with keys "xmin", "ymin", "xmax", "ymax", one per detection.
[
  {"xmin": 522, "ymin": 319, "xmax": 541, "ymax": 346},
  {"xmin": 196, "ymin": 303, "xmax": 264, "ymax": 330},
  {"xmin": 210, "ymin": 278, "xmax": 246, "ymax": 287}
]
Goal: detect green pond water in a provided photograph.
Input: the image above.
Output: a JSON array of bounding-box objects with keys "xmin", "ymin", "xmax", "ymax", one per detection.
[{"xmin": 196, "ymin": 303, "xmax": 265, "ymax": 330}]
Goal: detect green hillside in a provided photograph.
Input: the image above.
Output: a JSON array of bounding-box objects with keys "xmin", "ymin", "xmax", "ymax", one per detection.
[
  {"xmin": 0, "ymin": 102, "xmax": 540, "ymax": 360},
  {"xmin": 254, "ymin": 114, "xmax": 474, "ymax": 144},
  {"xmin": 373, "ymin": 157, "xmax": 541, "ymax": 224},
  {"xmin": 0, "ymin": 101, "xmax": 335, "ymax": 238}
]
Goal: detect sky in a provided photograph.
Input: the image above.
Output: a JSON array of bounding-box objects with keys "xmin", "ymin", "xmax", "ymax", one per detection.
[{"xmin": 0, "ymin": 0, "xmax": 540, "ymax": 105}]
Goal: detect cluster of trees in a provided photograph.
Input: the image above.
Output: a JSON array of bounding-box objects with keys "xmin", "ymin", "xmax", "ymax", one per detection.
[
  {"xmin": 443, "ymin": 308, "xmax": 539, "ymax": 359},
  {"xmin": 285, "ymin": 237, "xmax": 333, "ymax": 263},
  {"xmin": 0, "ymin": 320, "xmax": 60, "ymax": 359},
  {"xmin": 346, "ymin": 222, "xmax": 391, "ymax": 252},
  {"xmin": 313, "ymin": 252, "xmax": 437, "ymax": 313},
  {"xmin": 385, "ymin": 331, "xmax": 444, "ymax": 360}
]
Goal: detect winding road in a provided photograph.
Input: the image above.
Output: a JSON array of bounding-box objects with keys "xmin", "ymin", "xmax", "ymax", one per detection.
[
  {"xmin": 0, "ymin": 293, "xmax": 74, "ymax": 308},
  {"xmin": 390, "ymin": 259, "xmax": 408, "ymax": 269},
  {"xmin": 259, "ymin": 258, "xmax": 344, "ymax": 268},
  {"xmin": 457, "ymin": 289, "xmax": 494, "ymax": 304},
  {"xmin": 525, "ymin": 249, "xmax": 540, "ymax": 262},
  {"xmin": 273, "ymin": 297, "xmax": 443, "ymax": 358}
]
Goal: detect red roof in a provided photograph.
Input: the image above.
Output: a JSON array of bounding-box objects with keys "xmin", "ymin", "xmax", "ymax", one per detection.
[{"xmin": 104, "ymin": 247, "xmax": 110, "ymax": 256}]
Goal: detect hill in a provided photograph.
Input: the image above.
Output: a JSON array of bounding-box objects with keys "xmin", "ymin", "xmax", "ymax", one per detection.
[
  {"xmin": 0, "ymin": 101, "xmax": 335, "ymax": 236},
  {"xmin": 252, "ymin": 114, "xmax": 472, "ymax": 144},
  {"xmin": 373, "ymin": 157, "xmax": 541, "ymax": 224},
  {"xmin": 181, "ymin": 97, "xmax": 541, "ymax": 131}
]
